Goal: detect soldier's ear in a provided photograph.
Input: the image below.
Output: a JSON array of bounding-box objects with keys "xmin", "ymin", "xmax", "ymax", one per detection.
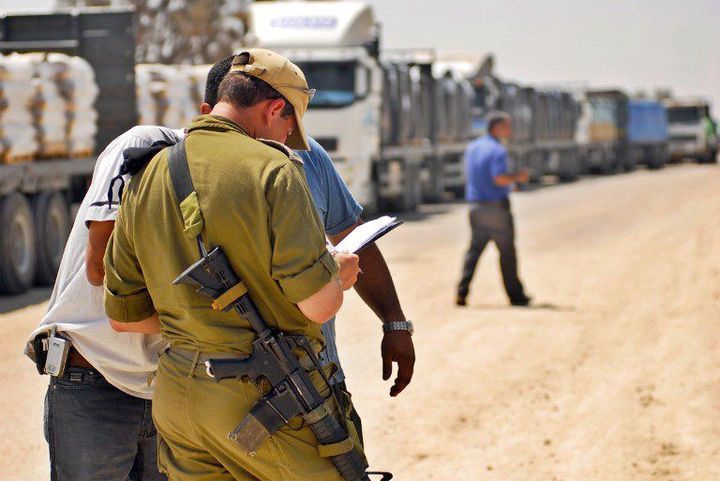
[
  {"xmin": 264, "ymin": 98, "xmax": 286, "ymax": 125},
  {"xmin": 200, "ymin": 103, "xmax": 212, "ymax": 115}
]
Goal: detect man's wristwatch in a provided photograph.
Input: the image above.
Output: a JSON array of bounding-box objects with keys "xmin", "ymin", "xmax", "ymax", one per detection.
[{"xmin": 382, "ymin": 320, "xmax": 414, "ymax": 336}]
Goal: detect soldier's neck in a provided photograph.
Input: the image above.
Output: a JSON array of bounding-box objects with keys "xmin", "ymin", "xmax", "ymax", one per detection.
[{"xmin": 210, "ymin": 103, "xmax": 255, "ymax": 137}]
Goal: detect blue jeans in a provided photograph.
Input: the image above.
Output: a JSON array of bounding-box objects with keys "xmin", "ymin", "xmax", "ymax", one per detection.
[{"xmin": 44, "ymin": 366, "xmax": 166, "ymax": 481}]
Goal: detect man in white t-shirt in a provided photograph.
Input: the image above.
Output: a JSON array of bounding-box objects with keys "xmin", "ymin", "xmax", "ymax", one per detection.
[{"xmin": 25, "ymin": 125, "xmax": 182, "ymax": 481}]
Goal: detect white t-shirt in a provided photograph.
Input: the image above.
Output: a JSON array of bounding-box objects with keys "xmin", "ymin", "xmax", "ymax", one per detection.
[{"xmin": 26, "ymin": 126, "xmax": 184, "ymax": 400}]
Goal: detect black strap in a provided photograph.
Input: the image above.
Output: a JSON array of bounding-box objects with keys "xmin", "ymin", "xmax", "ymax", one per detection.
[
  {"xmin": 167, "ymin": 139, "xmax": 207, "ymax": 254},
  {"xmin": 107, "ymin": 139, "xmax": 178, "ymax": 208},
  {"xmin": 167, "ymin": 139, "xmax": 194, "ymax": 204}
]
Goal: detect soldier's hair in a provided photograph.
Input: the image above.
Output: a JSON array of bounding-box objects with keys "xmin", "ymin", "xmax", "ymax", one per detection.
[
  {"xmin": 216, "ymin": 72, "xmax": 295, "ymax": 118},
  {"xmin": 204, "ymin": 55, "xmax": 235, "ymax": 106},
  {"xmin": 486, "ymin": 110, "xmax": 512, "ymax": 134}
]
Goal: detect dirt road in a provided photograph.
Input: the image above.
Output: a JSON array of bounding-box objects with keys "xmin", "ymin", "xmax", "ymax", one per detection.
[{"xmin": 1, "ymin": 164, "xmax": 718, "ymax": 481}]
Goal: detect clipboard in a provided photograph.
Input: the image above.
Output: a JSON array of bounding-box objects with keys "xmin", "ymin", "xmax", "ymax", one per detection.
[{"xmin": 330, "ymin": 216, "xmax": 404, "ymax": 254}]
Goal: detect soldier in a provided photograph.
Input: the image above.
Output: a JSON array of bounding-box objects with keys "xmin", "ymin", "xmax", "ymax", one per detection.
[{"xmin": 104, "ymin": 49, "xmax": 364, "ymax": 480}]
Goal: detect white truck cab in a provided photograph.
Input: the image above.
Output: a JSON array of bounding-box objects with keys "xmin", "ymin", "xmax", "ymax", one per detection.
[
  {"xmin": 665, "ymin": 99, "xmax": 718, "ymax": 164},
  {"xmin": 249, "ymin": 1, "xmax": 386, "ymax": 210}
]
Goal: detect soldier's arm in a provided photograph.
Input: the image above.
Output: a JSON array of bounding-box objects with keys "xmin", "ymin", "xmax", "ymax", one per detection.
[
  {"xmin": 109, "ymin": 313, "xmax": 160, "ymax": 334},
  {"xmin": 297, "ymin": 278, "xmax": 343, "ymax": 324},
  {"xmin": 267, "ymin": 160, "xmax": 345, "ymax": 324},
  {"xmin": 104, "ymin": 208, "xmax": 157, "ymax": 330},
  {"xmin": 329, "ymin": 222, "xmax": 415, "ymax": 397}
]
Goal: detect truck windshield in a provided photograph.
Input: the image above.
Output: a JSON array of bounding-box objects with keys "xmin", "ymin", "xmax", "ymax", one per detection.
[
  {"xmin": 294, "ymin": 61, "xmax": 356, "ymax": 108},
  {"xmin": 668, "ymin": 107, "xmax": 701, "ymax": 124},
  {"xmin": 590, "ymin": 98, "xmax": 620, "ymax": 124}
]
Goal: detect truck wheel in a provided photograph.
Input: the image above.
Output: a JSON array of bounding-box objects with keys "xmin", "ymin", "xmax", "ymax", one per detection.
[
  {"xmin": 0, "ymin": 194, "xmax": 37, "ymax": 295},
  {"xmin": 700, "ymin": 150, "xmax": 718, "ymax": 164},
  {"xmin": 33, "ymin": 192, "xmax": 70, "ymax": 286},
  {"xmin": 398, "ymin": 166, "xmax": 421, "ymax": 212},
  {"xmin": 647, "ymin": 146, "xmax": 666, "ymax": 170}
]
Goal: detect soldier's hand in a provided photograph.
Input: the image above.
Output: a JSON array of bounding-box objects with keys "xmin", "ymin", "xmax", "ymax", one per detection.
[
  {"xmin": 333, "ymin": 252, "xmax": 360, "ymax": 290},
  {"xmin": 381, "ymin": 330, "xmax": 415, "ymax": 397}
]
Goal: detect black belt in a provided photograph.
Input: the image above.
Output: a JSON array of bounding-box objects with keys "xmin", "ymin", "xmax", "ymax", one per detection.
[
  {"xmin": 67, "ymin": 347, "xmax": 94, "ymax": 369},
  {"xmin": 472, "ymin": 199, "xmax": 510, "ymax": 208}
]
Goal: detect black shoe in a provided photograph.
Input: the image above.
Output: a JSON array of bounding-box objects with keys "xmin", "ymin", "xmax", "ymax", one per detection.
[
  {"xmin": 456, "ymin": 295, "xmax": 467, "ymax": 306},
  {"xmin": 510, "ymin": 296, "xmax": 531, "ymax": 307}
]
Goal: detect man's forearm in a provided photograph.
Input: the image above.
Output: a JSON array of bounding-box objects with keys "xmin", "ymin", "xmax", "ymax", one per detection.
[
  {"xmin": 353, "ymin": 243, "xmax": 405, "ymax": 322},
  {"xmin": 109, "ymin": 313, "xmax": 161, "ymax": 334}
]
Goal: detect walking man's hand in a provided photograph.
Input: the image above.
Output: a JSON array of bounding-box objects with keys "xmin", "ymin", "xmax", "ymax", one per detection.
[{"xmin": 381, "ymin": 330, "xmax": 415, "ymax": 397}]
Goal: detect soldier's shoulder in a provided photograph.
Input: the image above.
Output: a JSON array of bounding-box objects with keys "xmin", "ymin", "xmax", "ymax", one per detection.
[{"xmin": 255, "ymin": 138, "xmax": 303, "ymax": 165}]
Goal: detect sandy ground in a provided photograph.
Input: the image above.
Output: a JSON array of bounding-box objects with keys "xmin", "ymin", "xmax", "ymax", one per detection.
[{"xmin": 1, "ymin": 164, "xmax": 718, "ymax": 481}]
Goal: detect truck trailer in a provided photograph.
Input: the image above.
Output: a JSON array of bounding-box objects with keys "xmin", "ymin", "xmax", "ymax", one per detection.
[
  {"xmin": 0, "ymin": 8, "xmax": 136, "ymax": 295},
  {"xmin": 467, "ymin": 64, "xmax": 582, "ymax": 182},
  {"xmin": 626, "ymin": 99, "xmax": 669, "ymax": 170}
]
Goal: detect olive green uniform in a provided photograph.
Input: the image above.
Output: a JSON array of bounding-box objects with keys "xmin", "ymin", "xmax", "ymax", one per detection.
[{"xmin": 104, "ymin": 115, "xmax": 363, "ymax": 481}]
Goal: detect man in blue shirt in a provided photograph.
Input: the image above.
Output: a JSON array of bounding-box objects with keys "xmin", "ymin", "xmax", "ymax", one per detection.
[{"xmin": 457, "ymin": 111, "xmax": 531, "ymax": 307}]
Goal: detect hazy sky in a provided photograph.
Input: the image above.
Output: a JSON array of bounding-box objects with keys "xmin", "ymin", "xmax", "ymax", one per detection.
[
  {"xmin": 368, "ymin": 0, "xmax": 720, "ymax": 113},
  {"xmin": 2, "ymin": 0, "xmax": 717, "ymax": 111}
]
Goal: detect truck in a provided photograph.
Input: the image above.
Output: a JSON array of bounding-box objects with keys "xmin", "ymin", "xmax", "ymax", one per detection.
[
  {"xmin": 0, "ymin": 7, "xmax": 136, "ymax": 295},
  {"xmin": 577, "ymin": 92, "xmax": 670, "ymax": 172},
  {"xmin": 626, "ymin": 99, "xmax": 669, "ymax": 170},
  {"xmin": 581, "ymin": 90, "xmax": 630, "ymax": 173},
  {"xmin": 665, "ymin": 99, "xmax": 718, "ymax": 164},
  {"xmin": 248, "ymin": 0, "xmax": 474, "ymax": 211},
  {"xmin": 465, "ymin": 60, "xmax": 582, "ymax": 182}
]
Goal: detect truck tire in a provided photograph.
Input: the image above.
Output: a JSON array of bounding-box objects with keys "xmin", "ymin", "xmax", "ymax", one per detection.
[
  {"xmin": 33, "ymin": 192, "xmax": 70, "ymax": 286},
  {"xmin": 398, "ymin": 163, "xmax": 422, "ymax": 212},
  {"xmin": 0, "ymin": 194, "xmax": 37, "ymax": 295},
  {"xmin": 646, "ymin": 145, "xmax": 666, "ymax": 170}
]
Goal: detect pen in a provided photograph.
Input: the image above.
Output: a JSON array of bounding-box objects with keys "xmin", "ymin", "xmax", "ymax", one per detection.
[{"xmin": 326, "ymin": 241, "xmax": 364, "ymax": 275}]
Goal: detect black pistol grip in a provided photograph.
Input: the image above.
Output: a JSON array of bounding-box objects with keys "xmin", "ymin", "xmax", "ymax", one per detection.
[{"xmin": 206, "ymin": 357, "xmax": 256, "ymax": 382}]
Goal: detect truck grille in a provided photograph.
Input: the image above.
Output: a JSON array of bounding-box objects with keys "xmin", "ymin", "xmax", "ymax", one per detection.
[{"xmin": 670, "ymin": 135, "xmax": 698, "ymax": 142}]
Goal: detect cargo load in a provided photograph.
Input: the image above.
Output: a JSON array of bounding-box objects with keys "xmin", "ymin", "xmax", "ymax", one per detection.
[
  {"xmin": 0, "ymin": 53, "xmax": 99, "ymax": 164},
  {"xmin": 0, "ymin": 54, "xmax": 38, "ymax": 163}
]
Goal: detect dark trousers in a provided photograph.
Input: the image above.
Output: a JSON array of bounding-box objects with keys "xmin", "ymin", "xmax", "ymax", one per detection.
[
  {"xmin": 457, "ymin": 200, "xmax": 527, "ymax": 302},
  {"xmin": 44, "ymin": 366, "xmax": 166, "ymax": 481}
]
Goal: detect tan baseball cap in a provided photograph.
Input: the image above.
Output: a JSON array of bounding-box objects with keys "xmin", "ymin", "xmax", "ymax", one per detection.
[{"xmin": 229, "ymin": 48, "xmax": 315, "ymax": 151}]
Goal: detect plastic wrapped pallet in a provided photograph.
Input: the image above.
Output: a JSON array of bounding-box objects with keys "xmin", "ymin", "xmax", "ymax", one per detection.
[
  {"xmin": 164, "ymin": 66, "xmax": 196, "ymax": 128},
  {"xmin": 30, "ymin": 53, "xmax": 69, "ymax": 158},
  {"xmin": 136, "ymin": 63, "xmax": 212, "ymax": 128},
  {"xmin": 56, "ymin": 54, "xmax": 99, "ymax": 156},
  {"xmin": 0, "ymin": 54, "xmax": 38, "ymax": 163},
  {"xmin": 136, "ymin": 65, "xmax": 160, "ymax": 125}
]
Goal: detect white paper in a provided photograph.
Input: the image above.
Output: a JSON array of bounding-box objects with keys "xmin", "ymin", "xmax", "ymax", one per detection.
[{"xmin": 329, "ymin": 216, "xmax": 398, "ymax": 254}]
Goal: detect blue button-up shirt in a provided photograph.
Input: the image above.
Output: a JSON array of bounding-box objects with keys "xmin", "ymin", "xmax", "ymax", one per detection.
[{"xmin": 465, "ymin": 135, "xmax": 511, "ymax": 202}]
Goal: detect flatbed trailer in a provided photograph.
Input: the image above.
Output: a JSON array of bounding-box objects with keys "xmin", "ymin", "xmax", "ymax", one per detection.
[{"xmin": 0, "ymin": 7, "xmax": 135, "ymax": 295}]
